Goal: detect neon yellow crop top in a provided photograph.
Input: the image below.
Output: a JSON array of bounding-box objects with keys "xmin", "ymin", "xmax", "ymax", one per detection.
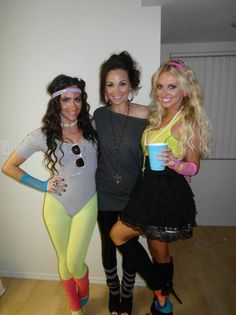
[{"xmin": 142, "ymin": 114, "xmax": 182, "ymax": 157}]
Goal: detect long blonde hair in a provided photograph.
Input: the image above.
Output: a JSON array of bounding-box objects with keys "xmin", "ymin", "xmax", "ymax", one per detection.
[{"xmin": 149, "ymin": 60, "xmax": 212, "ymax": 159}]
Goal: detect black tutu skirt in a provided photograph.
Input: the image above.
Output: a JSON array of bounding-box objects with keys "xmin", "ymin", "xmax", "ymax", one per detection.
[{"xmin": 121, "ymin": 158, "xmax": 197, "ymax": 242}]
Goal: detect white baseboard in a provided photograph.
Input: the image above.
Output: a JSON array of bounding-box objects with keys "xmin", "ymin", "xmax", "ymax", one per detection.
[
  {"xmin": 0, "ymin": 271, "xmax": 60, "ymax": 281},
  {"xmin": 0, "ymin": 271, "xmax": 145, "ymax": 287},
  {"xmin": 0, "ymin": 278, "xmax": 6, "ymax": 296}
]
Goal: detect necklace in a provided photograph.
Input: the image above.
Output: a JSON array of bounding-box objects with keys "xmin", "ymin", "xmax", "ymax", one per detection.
[
  {"xmin": 61, "ymin": 120, "xmax": 77, "ymax": 128},
  {"xmin": 109, "ymin": 104, "xmax": 130, "ymax": 184},
  {"xmin": 142, "ymin": 106, "xmax": 183, "ymax": 173},
  {"xmin": 144, "ymin": 106, "xmax": 184, "ymax": 146}
]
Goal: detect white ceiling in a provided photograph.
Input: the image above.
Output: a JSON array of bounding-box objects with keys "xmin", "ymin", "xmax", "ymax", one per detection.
[{"xmin": 142, "ymin": 0, "xmax": 236, "ymax": 44}]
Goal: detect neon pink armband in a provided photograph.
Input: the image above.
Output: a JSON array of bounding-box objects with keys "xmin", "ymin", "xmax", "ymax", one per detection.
[{"xmin": 169, "ymin": 158, "xmax": 197, "ymax": 176}]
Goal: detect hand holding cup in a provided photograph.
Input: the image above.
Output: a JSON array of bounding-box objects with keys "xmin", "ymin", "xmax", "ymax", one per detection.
[{"xmin": 147, "ymin": 143, "xmax": 169, "ymax": 171}]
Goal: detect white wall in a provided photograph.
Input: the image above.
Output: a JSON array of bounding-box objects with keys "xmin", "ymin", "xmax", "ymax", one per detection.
[
  {"xmin": 0, "ymin": 0, "xmax": 161, "ymax": 283},
  {"xmin": 1, "ymin": 0, "xmax": 234, "ymax": 284},
  {"xmin": 162, "ymin": 41, "xmax": 236, "ymax": 227}
]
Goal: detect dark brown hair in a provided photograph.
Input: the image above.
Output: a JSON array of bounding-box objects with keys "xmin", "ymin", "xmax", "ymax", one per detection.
[
  {"xmin": 99, "ymin": 51, "xmax": 141, "ymax": 105},
  {"xmin": 41, "ymin": 74, "xmax": 97, "ymax": 175}
]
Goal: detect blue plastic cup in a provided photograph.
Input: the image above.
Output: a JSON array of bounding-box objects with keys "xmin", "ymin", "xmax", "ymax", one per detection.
[{"xmin": 147, "ymin": 143, "xmax": 168, "ymax": 171}]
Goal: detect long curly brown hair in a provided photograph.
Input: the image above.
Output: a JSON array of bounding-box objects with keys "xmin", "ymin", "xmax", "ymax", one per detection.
[{"xmin": 41, "ymin": 74, "xmax": 97, "ymax": 175}]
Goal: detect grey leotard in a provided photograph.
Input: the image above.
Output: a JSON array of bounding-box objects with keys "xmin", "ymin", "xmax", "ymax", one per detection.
[{"xmin": 15, "ymin": 128, "xmax": 97, "ymax": 216}]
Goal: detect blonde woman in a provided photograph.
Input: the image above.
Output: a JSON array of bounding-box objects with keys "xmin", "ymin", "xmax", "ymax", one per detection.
[{"xmin": 110, "ymin": 60, "xmax": 212, "ymax": 315}]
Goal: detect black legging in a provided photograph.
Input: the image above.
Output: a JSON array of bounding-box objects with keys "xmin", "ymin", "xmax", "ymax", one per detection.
[
  {"xmin": 98, "ymin": 211, "xmax": 137, "ymax": 314},
  {"xmin": 97, "ymin": 210, "xmax": 136, "ymax": 273}
]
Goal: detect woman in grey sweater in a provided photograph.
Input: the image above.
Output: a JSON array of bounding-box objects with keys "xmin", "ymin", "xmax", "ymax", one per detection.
[{"xmin": 94, "ymin": 51, "xmax": 149, "ymax": 315}]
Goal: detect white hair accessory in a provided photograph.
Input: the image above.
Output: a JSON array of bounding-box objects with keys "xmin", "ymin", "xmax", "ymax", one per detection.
[{"xmin": 52, "ymin": 87, "xmax": 82, "ymax": 99}]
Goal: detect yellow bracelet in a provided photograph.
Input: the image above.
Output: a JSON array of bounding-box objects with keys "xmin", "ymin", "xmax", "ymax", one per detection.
[{"xmin": 176, "ymin": 163, "xmax": 184, "ymax": 172}]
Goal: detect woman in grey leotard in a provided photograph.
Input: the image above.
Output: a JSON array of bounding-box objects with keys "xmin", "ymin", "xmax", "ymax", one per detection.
[{"xmin": 2, "ymin": 74, "xmax": 98, "ymax": 315}]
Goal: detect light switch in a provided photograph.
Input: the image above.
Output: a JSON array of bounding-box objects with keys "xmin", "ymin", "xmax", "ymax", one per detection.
[{"xmin": 0, "ymin": 140, "xmax": 11, "ymax": 155}]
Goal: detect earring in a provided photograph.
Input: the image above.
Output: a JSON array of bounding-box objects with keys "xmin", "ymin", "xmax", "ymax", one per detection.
[
  {"xmin": 128, "ymin": 90, "xmax": 134, "ymax": 102},
  {"xmin": 105, "ymin": 94, "xmax": 110, "ymax": 104}
]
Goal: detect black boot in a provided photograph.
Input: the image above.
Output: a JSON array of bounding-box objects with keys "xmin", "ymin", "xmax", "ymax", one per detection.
[
  {"xmin": 145, "ymin": 296, "xmax": 173, "ymax": 315},
  {"xmin": 147, "ymin": 258, "xmax": 182, "ymax": 315},
  {"xmin": 118, "ymin": 240, "xmax": 176, "ymax": 315},
  {"xmin": 109, "ymin": 292, "xmax": 120, "ymax": 315},
  {"xmin": 155, "ymin": 257, "xmax": 182, "ymax": 304},
  {"xmin": 117, "ymin": 239, "xmax": 157, "ymax": 290},
  {"xmin": 148, "ymin": 296, "xmax": 173, "ymax": 315},
  {"xmin": 120, "ymin": 296, "xmax": 133, "ymax": 315},
  {"xmin": 120, "ymin": 269, "xmax": 136, "ymax": 314},
  {"xmin": 105, "ymin": 266, "xmax": 121, "ymax": 314}
]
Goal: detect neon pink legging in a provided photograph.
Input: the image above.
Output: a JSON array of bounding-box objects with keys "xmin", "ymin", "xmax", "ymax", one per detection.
[{"xmin": 43, "ymin": 193, "xmax": 97, "ymax": 314}]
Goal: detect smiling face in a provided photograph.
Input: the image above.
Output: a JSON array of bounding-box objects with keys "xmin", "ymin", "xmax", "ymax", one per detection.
[
  {"xmin": 60, "ymin": 87, "xmax": 82, "ymax": 123},
  {"xmin": 156, "ymin": 71, "xmax": 185, "ymax": 113},
  {"xmin": 105, "ymin": 69, "xmax": 131, "ymax": 107}
]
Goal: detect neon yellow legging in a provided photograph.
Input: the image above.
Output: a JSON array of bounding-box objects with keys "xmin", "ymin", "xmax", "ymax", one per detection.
[{"xmin": 43, "ymin": 193, "xmax": 97, "ymax": 280}]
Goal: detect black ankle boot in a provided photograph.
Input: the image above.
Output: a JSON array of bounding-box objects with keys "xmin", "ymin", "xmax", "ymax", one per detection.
[
  {"xmin": 120, "ymin": 268, "xmax": 135, "ymax": 314},
  {"xmin": 145, "ymin": 296, "xmax": 173, "ymax": 315},
  {"xmin": 109, "ymin": 292, "xmax": 121, "ymax": 314},
  {"xmin": 150, "ymin": 296, "xmax": 173, "ymax": 315},
  {"xmin": 105, "ymin": 266, "xmax": 121, "ymax": 314},
  {"xmin": 120, "ymin": 295, "xmax": 133, "ymax": 314}
]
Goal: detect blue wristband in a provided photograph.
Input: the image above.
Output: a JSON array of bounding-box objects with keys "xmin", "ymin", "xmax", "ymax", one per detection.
[{"xmin": 19, "ymin": 173, "xmax": 48, "ymax": 192}]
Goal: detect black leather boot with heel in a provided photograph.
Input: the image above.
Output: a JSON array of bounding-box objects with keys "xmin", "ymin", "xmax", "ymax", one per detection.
[{"xmin": 146, "ymin": 257, "xmax": 182, "ymax": 315}]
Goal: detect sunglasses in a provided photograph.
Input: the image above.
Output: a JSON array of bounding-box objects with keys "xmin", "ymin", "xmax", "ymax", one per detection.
[{"xmin": 71, "ymin": 145, "xmax": 85, "ymax": 167}]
